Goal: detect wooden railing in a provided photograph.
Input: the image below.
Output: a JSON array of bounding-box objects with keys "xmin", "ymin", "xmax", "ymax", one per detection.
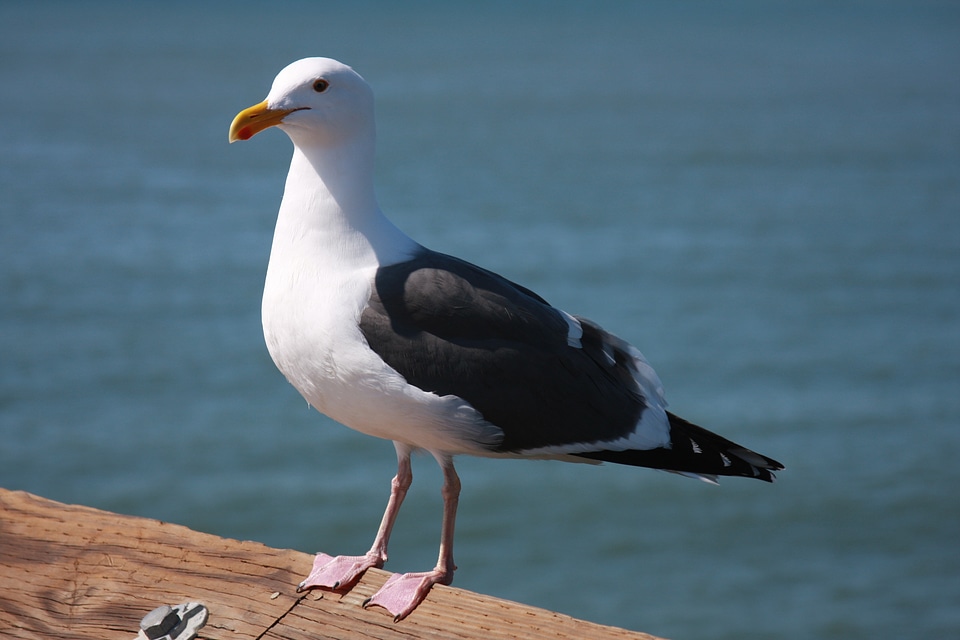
[{"xmin": 0, "ymin": 488, "xmax": 663, "ymax": 639}]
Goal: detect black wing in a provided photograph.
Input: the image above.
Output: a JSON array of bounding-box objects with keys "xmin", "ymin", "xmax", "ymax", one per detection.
[{"xmin": 359, "ymin": 248, "xmax": 648, "ymax": 453}]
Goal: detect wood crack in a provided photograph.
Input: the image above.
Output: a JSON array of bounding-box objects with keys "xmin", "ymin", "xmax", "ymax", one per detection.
[{"xmin": 254, "ymin": 593, "xmax": 309, "ymax": 640}]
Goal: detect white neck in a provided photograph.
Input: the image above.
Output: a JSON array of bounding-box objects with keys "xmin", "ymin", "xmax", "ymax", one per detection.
[{"xmin": 271, "ymin": 136, "xmax": 420, "ymax": 271}]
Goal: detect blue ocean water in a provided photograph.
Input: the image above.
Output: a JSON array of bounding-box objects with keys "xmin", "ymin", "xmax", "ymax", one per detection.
[{"xmin": 2, "ymin": 2, "xmax": 959, "ymax": 638}]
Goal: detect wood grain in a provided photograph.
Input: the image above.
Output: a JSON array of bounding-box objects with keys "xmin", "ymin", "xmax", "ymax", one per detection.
[{"xmin": 0, "ymin": 489, "xmax": 663, "ymax": 639}]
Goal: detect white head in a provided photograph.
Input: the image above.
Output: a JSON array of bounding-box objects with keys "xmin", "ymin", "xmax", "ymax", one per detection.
[{"xmin": 229, "ymin": 57, "xmax": 375, "ymax": 150}]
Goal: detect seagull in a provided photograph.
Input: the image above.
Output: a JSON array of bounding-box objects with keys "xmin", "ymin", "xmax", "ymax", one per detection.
[{"xmin": 229, "ymin": 57, "xmax": 783, "ymax": 621}]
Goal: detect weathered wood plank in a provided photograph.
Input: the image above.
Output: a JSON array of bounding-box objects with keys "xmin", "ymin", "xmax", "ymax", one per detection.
[{"xmin": 0, "ymin": 489, "xmax": 663, "ymax": 639}]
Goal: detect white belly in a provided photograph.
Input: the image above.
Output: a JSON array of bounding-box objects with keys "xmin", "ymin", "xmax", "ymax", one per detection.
[{"xmin": 261, "ymin": 258, "xmax": 502, "ymax": 456}]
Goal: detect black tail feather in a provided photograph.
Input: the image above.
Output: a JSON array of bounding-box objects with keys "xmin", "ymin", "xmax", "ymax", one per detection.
[{"xmin": 573, "ymin": 412, "xmax": 784, "ymax": 483}]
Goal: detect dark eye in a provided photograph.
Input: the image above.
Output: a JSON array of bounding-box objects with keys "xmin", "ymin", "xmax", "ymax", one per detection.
[{"xmin": 313, "ymin": 79, "xmax": 329, "ymax": 93}]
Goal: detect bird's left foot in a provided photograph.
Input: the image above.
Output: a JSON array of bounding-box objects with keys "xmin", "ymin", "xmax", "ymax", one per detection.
[{"xmin": 362, "ymin": 568, "xmax": 452, "ymax": 621}]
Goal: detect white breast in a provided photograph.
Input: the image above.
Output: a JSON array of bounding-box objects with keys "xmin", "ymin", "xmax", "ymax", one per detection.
[{"xmin": 260, "ymin": 187, "xmax": 502, "ymax": 456}]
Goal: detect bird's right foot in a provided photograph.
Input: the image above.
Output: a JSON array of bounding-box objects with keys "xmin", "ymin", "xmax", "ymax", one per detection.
[{"xmin": 297, "ymin": 551, "xmax": 383, "ymax": 592}]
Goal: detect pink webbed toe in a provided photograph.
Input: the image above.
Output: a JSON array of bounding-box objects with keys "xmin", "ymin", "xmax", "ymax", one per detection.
[
  {"xmin": 362, "ymin": 569, "xmax": 452, "ymax": 621},
  {"xmin": 297, "ymin": 551, "xmax": 382, "ymax": 592}
]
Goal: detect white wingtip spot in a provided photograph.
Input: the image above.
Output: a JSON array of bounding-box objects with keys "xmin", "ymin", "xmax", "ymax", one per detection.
[
  {"xmin": 731, "ymin": 447, "xmax": 771, "ymax": 468},
  {"xmin": 596, "ymin": 342, "xmax": 613, "ymax": 366},
  {"xmin": 668, "ymin": 470, "xmax": 720, "ymax": 485},
  {"xmin": 560, "ymin": 311, "xmax": 583, "ymax": 348}
]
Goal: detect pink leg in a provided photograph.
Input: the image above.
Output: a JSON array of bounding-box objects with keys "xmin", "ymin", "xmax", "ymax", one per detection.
[
  {"xmin": 297, "ymin": 445, "xmax": 413, "ymax": 592},
  {"xmin": 363, "ymin": 456, "xmax": 461, "ymax": 621}
]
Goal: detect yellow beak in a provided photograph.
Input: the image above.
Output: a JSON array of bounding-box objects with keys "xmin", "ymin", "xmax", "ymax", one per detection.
[{"xmin": 229, "ymin": 101, "xmax": 304, "ymax": 143}]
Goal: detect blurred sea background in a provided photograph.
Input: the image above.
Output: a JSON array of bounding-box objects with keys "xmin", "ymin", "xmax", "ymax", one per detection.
[{"xmin": 2, "ymin": 2, "xmax": 958, "ymax": 638}]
